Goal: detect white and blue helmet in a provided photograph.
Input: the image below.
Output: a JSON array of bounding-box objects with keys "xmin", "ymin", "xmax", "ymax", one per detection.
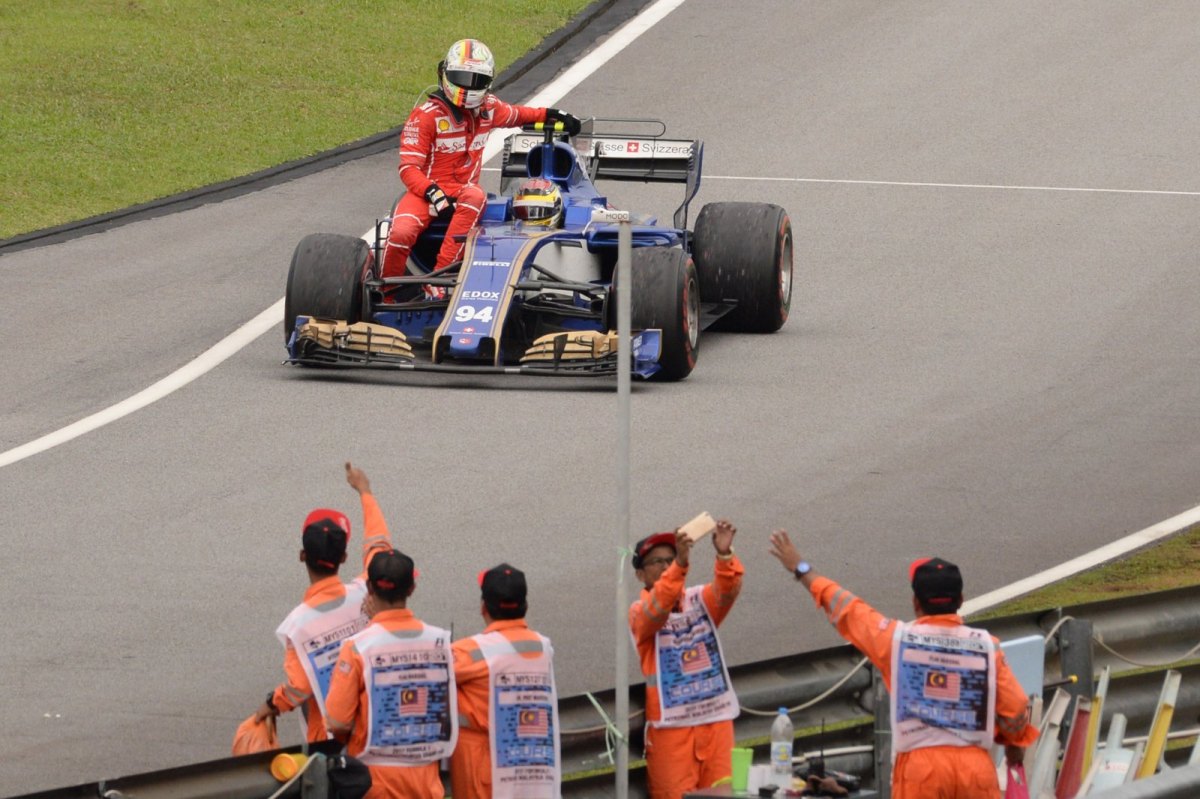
[{"xmin": 440, "ymin": 38, "xmax": 494, "ymax": 109}]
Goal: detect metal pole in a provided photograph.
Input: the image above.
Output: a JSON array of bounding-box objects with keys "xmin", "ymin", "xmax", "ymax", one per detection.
[
  {"xmin": 608, "ymin": 209, "xmax": 633, "ymax": 799},
  {"xmin": 1059, "ymin": 618, "xmax": 1095, "ymax": 747}
]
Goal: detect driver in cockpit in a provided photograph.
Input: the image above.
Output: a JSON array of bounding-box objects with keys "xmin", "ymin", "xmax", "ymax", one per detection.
[{"xmin": 512, "ymin": 178, "xmax": 564, "ymax": 228}]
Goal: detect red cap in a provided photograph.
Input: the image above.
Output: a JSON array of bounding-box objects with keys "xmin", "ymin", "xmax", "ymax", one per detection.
[
  {"xmin": 303, "ymin": 508, "xmax": 350, "ymax": 537},
  {"xmin": 633, "ymin": 532, "xmax": 677, "ymax": 568}
]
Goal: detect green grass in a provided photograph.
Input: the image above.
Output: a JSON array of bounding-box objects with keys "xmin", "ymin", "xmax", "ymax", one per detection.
[
  {"xmin": 0, "ymin": 0, "xmax": 592, "ymax": 239},
  {"xmin": 969, "ymin": 523, "xmax": 1200, "ymax": 620}
]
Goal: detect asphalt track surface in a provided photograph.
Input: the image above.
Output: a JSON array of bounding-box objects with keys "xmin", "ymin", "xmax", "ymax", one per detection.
[{"xmin": 3, "ymin": 1, "xmax": 1200, "ymax": 794}]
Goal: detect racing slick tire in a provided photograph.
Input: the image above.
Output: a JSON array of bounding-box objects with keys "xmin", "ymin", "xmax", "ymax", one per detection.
[
  {"xmin": 691, "ymin": 202, "xmax": 792, "ymax": 333},
  {"xmin": 630, "ymin": 246, "xmax": 699, "ymax": 382},
  {"xmin": 284, "ymin": 233, "xmax": 368, "ymax": 343}
]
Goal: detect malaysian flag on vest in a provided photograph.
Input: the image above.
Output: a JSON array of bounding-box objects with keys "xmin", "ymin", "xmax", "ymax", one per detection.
[
  {"xmin": 400, "ymin": 687, "xmax": 428, "ymax": 715},
  {"xmin": 923, "ymin": 671, "xmax": 961, "ymax": 702},
  {"xmin": 680, "ymin": 642, "xmax": 712, "ymax": 674},
  {"xmin": 517, "ymin": 708, "xmax": 549, "ymax": 737}
]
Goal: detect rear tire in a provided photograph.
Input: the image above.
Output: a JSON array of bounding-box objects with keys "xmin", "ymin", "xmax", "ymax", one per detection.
[
  {"xmin": 284, "ymin": 233, "xmax": 369, "ymax": 343},
  {"xmin": 630, "ymin": 247, "xmax": 699, "ymax": 381},
  {"xmin": 692, "ymin": 202, "xmax": 792, "ymax": 333}
]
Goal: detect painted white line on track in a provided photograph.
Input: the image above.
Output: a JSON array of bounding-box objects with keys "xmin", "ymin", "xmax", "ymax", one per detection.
[
  {"xmin": 365, "ymin": 0, "xmax": 689, "ymax": 236},
  {"xmin": 484, "ymin": 166, "xmax": 1200, "ymax": 197},
  {"xmin": 702, "ymin": 175, "xmax": 1200, "ymax": 197},
  {"xmin": 1, "ymin": 0, "xmax": 689, "ymax": 472},
  {"xmin": 483, "ymin": 166, "xmax": 1200, "ymax": 197},
  {"xmin": 963, "ymin": 503, "xmax": 1200, "ymax": 616},
  {"xmin": 484, "ymin": 0, "xmax": 690, "ymax": 165},
  {"xmin": 0, "ymin": 299, "xmax": 284, "ymax": 469},
  {"xmin": 4, "ymin": 0, "xmax": 1196, "ymax": 612}
]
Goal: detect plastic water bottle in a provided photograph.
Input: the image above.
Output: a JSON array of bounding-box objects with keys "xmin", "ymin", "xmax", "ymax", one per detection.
[{"xmin": 769, "ymin": 706, "xmax": 794, "ymax": 782}]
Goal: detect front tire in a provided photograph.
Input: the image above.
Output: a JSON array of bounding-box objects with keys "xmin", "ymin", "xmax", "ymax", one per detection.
[
  {"xmin": 692, "ymin": 202, "xmax": 792, "ymax": 333},
  {"xmin": 630, "ymin": 247, "xmax": 699, "ymax": 381},
  {"xmin": 284, "ymin": 233, "xmax": 369, "ymax": 343}
]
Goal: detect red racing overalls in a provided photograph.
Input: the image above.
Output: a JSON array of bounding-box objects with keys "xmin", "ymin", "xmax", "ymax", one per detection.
[{"xmin": 381, "ymin": 91, "xmax": 547, "ymax": 279}]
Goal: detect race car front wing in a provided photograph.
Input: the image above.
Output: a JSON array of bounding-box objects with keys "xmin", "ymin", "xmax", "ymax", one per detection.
[{"xmin": 286, "ymin": 317, "xmax": 665, "ymax": 378}]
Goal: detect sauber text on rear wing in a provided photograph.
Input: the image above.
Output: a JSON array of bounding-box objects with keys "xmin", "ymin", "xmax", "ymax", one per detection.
[{"xmin": 501, "ymin": 118, "xmax": 705, "ymax": 230}]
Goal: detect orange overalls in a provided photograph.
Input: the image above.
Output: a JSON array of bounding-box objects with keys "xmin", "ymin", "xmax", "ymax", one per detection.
[
  {"xmin": 808, "ymin": 576, "xmax": 1038, "ymax": 799},
  {"xmin": 630, "ymin": 554, "xmax": 744, "ymax": 799},
  {"xmin": 449, "ymin": 619, "xmax": 553, "ymax": 799},
  {"xmin": 381, "ymin": 92, "xmax": 547, "ymax": 278},
  {"xmin": 271, "ymin": 492, "xmax": 394, "ymax": 741},
  {"xmin": 325, "ymin": 608, "xmax": 447, "ymax": 799}
]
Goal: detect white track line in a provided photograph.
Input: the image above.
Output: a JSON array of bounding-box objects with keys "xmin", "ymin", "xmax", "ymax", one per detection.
[
  {"xmin": 3, "ymin": 0, "xmax": 1198, "ymax": 609},
  {"xmin": 703, "ymin": 175, "xmax": 1200, "ymax": 197},
  {"xmin": 963, "ymin": 503, "xmax": 1200, "ymax": 615},
  {"xmin": 0, "ymin": 0, "xmax": 690, "ymax": 472},
  {"xmin": 0, "ymin": 300, "xmax": 283, "ymax": 469},
  {"xmin": 481, "ymin": 166, "xmax": 1200, "ymax": 197}
]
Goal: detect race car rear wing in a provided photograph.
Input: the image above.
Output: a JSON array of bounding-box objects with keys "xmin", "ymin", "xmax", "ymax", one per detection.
[{"xmin": 501, "ymin": 118, "xmax": 705, "ymax": 229}]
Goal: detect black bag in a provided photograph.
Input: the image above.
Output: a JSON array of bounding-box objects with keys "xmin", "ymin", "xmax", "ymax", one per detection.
[{"xmin": 326, "ymin": 754, "xmax": 372, "ymax": 799}]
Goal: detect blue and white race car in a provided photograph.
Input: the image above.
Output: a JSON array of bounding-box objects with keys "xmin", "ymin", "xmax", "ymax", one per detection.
[{"xmin": 284, "ymin": 118, "xmax": 792, "ymax": 381}]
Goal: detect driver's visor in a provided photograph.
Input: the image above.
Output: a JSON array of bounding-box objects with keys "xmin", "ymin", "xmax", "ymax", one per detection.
[
  {"xmin": 445, "ymin": 69, "xmax": 491, "ymax": 91},
  {"xmin": 515, "ymin": 202, "xmax": 557, "ymax": 220}
]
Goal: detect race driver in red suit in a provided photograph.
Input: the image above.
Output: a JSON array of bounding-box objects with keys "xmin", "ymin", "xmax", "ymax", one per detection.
[{"xmin": 381, "ymin": 38, "xmax": 583, "ymax": 294}]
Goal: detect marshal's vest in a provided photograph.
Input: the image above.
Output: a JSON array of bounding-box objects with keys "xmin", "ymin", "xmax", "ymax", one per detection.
[
  {"xmin": 648, "ymin": 585, "xmax": 739, "ymax": 728},
  {"xmin": 889, "ymin": 620, "xmax": 997, "ymax": 753},
  {"xmin": 353, "ymin": 620, "xmax": 457, "ymax": 766},
  {"xmin": 472, "ymin": 630, "xmax": 561, "ymax": 799},
  {"xmin": 275, "ymin": 578, "xmax": 370, "ymax": 729}
]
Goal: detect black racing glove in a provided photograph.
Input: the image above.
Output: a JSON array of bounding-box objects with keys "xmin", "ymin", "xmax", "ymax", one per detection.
[
  {"xmin": 545, "ymin": 108, "xmax": 582, "ymax": 137},
  {"xmin": 424, "ymin": 183, "xmax": 454, "ymax": 215}
]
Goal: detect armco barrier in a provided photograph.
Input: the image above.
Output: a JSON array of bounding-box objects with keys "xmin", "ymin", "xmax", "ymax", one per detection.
[
  {"xmin": 558, "ymin": 585, "xmax": 1200, "ymax": 796},
  {"xmin": 12, "ymin": 586, "xmax": 1200, "ymax": 798},
  {"xmin": 1089, "ymin": 762, "xmax": 1200, "ymax": 798}
]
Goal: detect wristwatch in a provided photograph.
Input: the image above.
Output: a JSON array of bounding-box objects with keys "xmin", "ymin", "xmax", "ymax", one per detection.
[{"xmin": 793, "ymin": 561, "xmax": 812, "ymax": 580}]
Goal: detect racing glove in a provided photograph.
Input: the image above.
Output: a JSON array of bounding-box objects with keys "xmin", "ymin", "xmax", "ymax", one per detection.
[
  {"xmin": 424, "ymin": 183, "xmax": 454, "ymax": 215},
  {"xmin": 544, "ymin": 108, "xmax": 583, "ymax": 137}
]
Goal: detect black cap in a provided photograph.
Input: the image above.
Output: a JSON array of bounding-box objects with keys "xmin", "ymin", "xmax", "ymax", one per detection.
[
  {"xmin": 910, "ymin": 557, "xmax": 964, "ymax": 609},
  {"xmin": 302, "ymin": 510, "xmax": 349, "ymax": 571},
  {"xmin": 368, "ymin": 549, "xmax": 415, "ymax": 599},
  {"xmin": 480, "ymin": 563, "xmax": 528, "ymax": 618}
]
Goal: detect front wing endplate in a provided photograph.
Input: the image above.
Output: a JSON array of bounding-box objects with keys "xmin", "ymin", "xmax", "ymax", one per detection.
[{"xmin": 292, "ymin": 318, "xmax": 414, "ymax": 364}]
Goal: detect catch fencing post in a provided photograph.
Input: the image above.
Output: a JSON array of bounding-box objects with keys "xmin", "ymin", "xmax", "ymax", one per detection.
[{"xmin": 595, "ymin": 207, "xmax": 634, "ymax": 799}]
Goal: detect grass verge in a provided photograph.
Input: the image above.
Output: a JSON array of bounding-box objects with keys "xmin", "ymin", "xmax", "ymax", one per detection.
[
  {"xmin": 970, "ymin": 523, "xmax": 1200, "ymax": 620},
  {"xmin": 0, "ymin": 0, "xmax": 592, "ymax": 239}
]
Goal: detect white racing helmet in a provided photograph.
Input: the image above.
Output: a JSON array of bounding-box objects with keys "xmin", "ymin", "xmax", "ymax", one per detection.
[
  {"xmin": 513, "ymin": 178, "xmax": 563, "ymax": 227},
  {"xmin": 440, "ymin": 38, "xmax": 494, "ymax": 109}
]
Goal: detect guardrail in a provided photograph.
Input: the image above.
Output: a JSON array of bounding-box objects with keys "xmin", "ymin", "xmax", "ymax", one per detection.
[
  {"xmin": 14, "ymin": 586, "xmax": 1200, "ymax": 798},
  {"xmin": 559, "ymin": 585, "xmax": 1200, "ymax": 796},
  {"xmin": 1090, "ymin": 762, "xmax": 1200, "ymax": 798}
]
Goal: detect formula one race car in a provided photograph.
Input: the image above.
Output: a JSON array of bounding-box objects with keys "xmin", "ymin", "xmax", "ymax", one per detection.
[{"xmin": 284, "ymin": 118, "xmax": 792, "ymax": 381}]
